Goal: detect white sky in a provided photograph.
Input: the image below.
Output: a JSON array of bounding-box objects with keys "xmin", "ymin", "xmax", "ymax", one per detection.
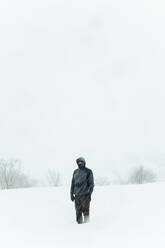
[{"xmin": 0, "ymin": 0, "xmax": 165, "ymax": 183}]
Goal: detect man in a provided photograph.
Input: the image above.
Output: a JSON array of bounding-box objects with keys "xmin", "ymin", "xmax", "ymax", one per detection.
[{"xmin": 70, "ymin": 157, "xmax": 94, "ymax": 224}]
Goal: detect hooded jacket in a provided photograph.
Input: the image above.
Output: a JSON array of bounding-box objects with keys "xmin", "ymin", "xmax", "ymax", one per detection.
[{"xmin": 70, "ymin": 157, "xmax": 94, "ymax": 196}]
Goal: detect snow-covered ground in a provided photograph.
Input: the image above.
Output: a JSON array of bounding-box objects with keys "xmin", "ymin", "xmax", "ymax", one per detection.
[{"xmin": 0, "ymin": 183, "xmax": 165, "ymax": 248}]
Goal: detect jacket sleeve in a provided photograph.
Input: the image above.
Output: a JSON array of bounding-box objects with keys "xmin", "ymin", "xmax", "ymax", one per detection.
[
  {"xmin": 70, "ymin": 172, "xmax": 75, "ymax": 195},
  {"xmin": 87, "ymin": 170, "xmax": 94, "ymax": 194}
]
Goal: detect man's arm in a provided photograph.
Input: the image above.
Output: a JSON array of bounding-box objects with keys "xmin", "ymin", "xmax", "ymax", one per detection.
[
  {"xmin": 70, "ymin": 171, "xmax": 75, "ymax": 201},
  {"xmin": 87, "ymin": 170, "xmax": 94, "ymax": 194},
  {"xmin": 70, "ymin": 176, "xmax": 75, "ymax": 194}
]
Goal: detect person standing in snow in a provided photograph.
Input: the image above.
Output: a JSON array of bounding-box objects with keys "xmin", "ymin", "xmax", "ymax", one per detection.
[{"xmin": 70, "ymin": 157, "xmax": 94, "ymax": 224}]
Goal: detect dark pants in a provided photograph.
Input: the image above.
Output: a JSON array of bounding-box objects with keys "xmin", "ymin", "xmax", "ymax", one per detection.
[{"xmin": 74, "ymin": 194, "xmax": 91, "ymax": 224}]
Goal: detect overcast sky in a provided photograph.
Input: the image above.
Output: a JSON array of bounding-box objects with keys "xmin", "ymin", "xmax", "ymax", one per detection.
[{"xmin": 0, "ymin": 0, "xmax": 165, "ymax": 184}]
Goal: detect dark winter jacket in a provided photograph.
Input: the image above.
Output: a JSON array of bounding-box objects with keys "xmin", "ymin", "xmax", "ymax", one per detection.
[{"xmin": 70, "ymin": 157, "xmax": 94, "ymax": 196}]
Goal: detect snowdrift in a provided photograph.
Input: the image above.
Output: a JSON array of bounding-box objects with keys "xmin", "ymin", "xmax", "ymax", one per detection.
[{"xmin": 0, "ymin": 183, "xmax": 165, "ymax": 248}]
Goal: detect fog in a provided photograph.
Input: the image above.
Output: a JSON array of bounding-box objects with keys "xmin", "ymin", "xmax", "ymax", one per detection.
[{"xmin": 0, "ymin": 0, "xmax": 165, "ymax": 183}]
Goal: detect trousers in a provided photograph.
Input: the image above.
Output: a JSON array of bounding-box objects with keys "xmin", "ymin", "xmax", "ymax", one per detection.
[{"xmin": 74, "ymin": 193, "xmax": 91, "ymax": 223}]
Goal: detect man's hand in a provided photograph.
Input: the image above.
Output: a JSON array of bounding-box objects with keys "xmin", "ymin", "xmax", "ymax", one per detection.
[
  {"xmin": 71, "ymin": 193, "xmax": 75, "ymax": 202},
  {"xmin": 88, "ymin": 193, "xmax": 91, "ymax": 201}
]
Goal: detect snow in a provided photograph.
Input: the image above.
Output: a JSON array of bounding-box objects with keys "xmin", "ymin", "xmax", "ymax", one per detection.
[{"xmin": 0, "ymin": 183, "xmax": 165, "ymax": 248}]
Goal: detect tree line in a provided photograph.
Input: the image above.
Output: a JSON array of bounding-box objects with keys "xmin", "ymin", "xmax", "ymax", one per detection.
[{"xmin": 0, "ymin": 158, "xmax": 158, "ymax": 190}]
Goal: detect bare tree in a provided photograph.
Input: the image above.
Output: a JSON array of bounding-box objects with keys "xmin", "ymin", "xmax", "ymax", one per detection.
[
  {"xmin": 0, "ymin": 159, "xmax": 21, "ymax": 189},
  {"xmin": 46, "ymin": 169, "xmax": 61, "ymax": 186},
  {"xmin": 0, "ymin": 159, "xmax": 37, "ymax": 189},
  {"xmin": 95, "ymin": 176, "xmax": 111, "ymax": 186},
  {"xmin": 128, "ymin": 165, "xmax": 157, "ymax": 184}
]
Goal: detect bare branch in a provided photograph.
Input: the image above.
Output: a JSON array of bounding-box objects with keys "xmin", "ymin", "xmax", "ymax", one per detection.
[{"xmin": 46, "ymin": 169, "xmax": 62, "ymax": 187}]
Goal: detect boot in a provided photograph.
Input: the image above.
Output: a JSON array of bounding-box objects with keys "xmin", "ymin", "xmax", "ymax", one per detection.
[
  {"xmin": 84, "ymin": 214, "xmax": 90, "ymax": 223},
  {"xmin": 77, "ymin": 215, "xmax": 83, "ymax": 224}
]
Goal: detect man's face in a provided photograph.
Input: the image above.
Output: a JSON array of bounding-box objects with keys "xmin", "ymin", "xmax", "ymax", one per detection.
[{"xmin": 78, "ymin": 161, "xmax": 84, "ymax": 165}]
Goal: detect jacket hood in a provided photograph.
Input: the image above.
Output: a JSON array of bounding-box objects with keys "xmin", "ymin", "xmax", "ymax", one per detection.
[{"xmin": 76, "ymin": 157, "xmax": 86, "ymax": 167}]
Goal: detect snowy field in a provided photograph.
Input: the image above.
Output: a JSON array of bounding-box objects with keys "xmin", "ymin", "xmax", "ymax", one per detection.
[{"xmin": 0, "ymin": 183, "xmax": 165, "ymax": 248}]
